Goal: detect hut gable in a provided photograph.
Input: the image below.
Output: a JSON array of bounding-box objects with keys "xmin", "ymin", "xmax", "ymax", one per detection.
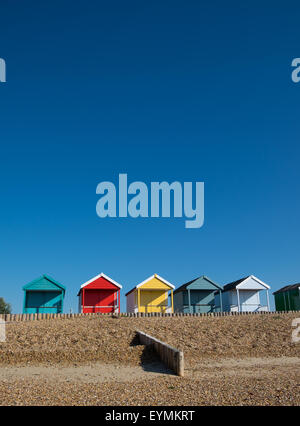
[
  {"xmin": 236, "ymin": 276, "xmax": 270, "ymax": 290},
  {"xmin": 222, "ymin": 275, "xmax": 270, "ymax": 292},
  {"xmin": 79, "ymin": 273, "xmax": 122, "ymax": 292},
  {"xmin": 273, "ymin": 283, "xmax": 300, "ymax": 295},
  {"xmin": 22, "ymin": 275, "xmax": 65, "ymax": 292},
  {"xmin": 174, "ymin": 276, "xmax": 222, "ymax": 294},
  {"xmin": 187, "ymin": 276, "xmax": 221, "ymax": 291},
  {"xmin": 137, "ymin": 274, "xmax": 175, "ymax": 291}
]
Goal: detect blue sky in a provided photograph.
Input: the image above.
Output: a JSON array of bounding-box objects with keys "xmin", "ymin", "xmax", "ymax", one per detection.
[{"xmin": 0, "ymin": 0, "xmax": 299, "ymax": 312}]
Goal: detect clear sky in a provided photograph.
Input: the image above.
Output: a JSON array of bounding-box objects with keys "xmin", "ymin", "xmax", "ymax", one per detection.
[{"xmin": 0, "ymin": 0, "xmax": 299, "ymax": 312}]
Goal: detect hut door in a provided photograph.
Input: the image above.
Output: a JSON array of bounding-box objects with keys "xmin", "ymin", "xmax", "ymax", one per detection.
[
  {"xmin": 26, "ymin": 292, "xmax": 44, "ymax": 314},
  {"xmin": 85, "ymin": 290, "xmax": 115, "ymax": 313},
  {"xmin": 26, "ymin": 291, "xmax": 61, "ymax": 314},
  {"xmin": 193, "ymin": 291, "xmax": 214, "ymax": 314},
  {"xmin": 142, "ymin": 290, "xmax": 167, "ymax": 313},
  {"xmin": 239, "ymin": 291, "xmax": 259, "ymax": 312},
  {"xmin": 43, "ymin": 291, "xmax": 62, "ymax": 313}
]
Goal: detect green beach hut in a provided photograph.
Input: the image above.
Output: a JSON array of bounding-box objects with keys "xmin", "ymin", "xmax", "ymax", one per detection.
[
  {"xmin": 173, "ymin": 276, "xmax": 223, "ymax": 313},
  {"xmin": 273, "ymin": 283, "xmax": 300, "ymax": 311},
  {"xmin": 23, "ymin": 275, "xmax": 65, "ymax": 314}
]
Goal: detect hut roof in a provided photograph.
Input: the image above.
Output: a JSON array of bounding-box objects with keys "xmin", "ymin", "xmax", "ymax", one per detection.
[
  {"xmin": 77, "ymin": 272, "xmax": 122, "ymax": 296},
  {"xmin": 125, "ymin": 274, "xmax": 174, "ymax": 297},
  {"xmin": 22, "ymin": 274, "xmax": 66, "ymax": 292},
  {"xmin": 174, "ymin": 275, "xmax": 222, "ymax": 294},
  {"xmin": 221, "ymin": 275, "xmax": 270, "ymax": 292},
  {"xmin": 273, "ymin": 283, "xmax": 300, "ymax": 295}
]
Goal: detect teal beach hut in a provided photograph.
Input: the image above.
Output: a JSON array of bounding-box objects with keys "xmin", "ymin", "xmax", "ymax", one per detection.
[
  {"xmin": 23, "ymin": 275, "xmax": 65, "ymax": 314},
  {"xmin": 173, "ymin": 276, "xmax": 223, "ymax": 313}
]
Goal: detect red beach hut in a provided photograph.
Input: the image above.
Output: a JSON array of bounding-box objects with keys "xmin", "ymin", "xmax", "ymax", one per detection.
[{"xmin": 78, "ymin": 273, "xmax": 122, "ymax": 314}]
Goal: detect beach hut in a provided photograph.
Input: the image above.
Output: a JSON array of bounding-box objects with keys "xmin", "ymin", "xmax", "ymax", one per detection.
[
  {"xmin": 126, "ymin": 274, "xmax": 174, "ymax": 314},
  {"xmin": 78, "ymin": 273, "xmax": 122, "ymax": 314},
  {"xmin": 215, "ymin": 275, "xmax": 271, "ymax": 312},
  {"xmin": 273, "ymin": 284, "xmax": 300, "ymax": 311},
  {"xmin": 23, "ymin": 274, "xmax": 65, "ymax": 314},
  {"xmin": 173, "ymin": 276, "xmax": 223, "ymax": 313}
]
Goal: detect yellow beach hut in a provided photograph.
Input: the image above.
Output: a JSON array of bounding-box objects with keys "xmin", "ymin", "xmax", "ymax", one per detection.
[{"xmin": 125, "ymin": 274, "xmax": 174, "ymax": 314}]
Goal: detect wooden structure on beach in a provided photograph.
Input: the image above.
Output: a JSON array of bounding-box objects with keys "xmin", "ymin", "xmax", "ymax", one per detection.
[
  {"xmin": 23, "ymin": 275, "xmax": 65, "ymax": 314},
  {"xmin": 78, "ymin": 273, "xmax": 122, "ymax": 314},
  {"xmin": 173, "ymin": 275, "xmax": 223, "ymax": 313},
  {"xmin": 126, "ymin": 274, "xmax": 174, "ymax": 313}
]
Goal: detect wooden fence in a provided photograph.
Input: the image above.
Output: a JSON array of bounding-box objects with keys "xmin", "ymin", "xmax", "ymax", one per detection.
[
  {"xmin": 0, "ymin": 310, "xmax": 298, "ymax": 322},
  {"xmin": 137, "ymin": 330, "xmax": 184, "ymax": 376}
]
